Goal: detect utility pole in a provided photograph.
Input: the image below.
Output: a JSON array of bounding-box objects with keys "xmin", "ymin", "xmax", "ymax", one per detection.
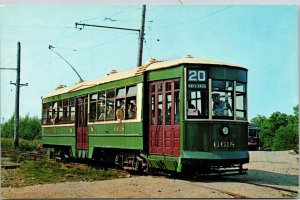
[
  {"xmin": 75, "ymin": 5, "xmax": 146, "ymax": 67},
  {"xmin": 137, "ymin": 5, "xmax": 146, "ymax": 67},
  {"xmin": 14, "ymin": 42, "xmax": 21, "ymax": 148},
  {"xmin": 10, "ymin": 42, "xmax": 28, "ymax": 148}
]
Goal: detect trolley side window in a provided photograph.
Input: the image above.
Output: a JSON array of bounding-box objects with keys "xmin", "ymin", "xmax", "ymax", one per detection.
[
  {"xmin": 97, "ymin": 91, "xmax": 106, "ymax": 121},
  {"xmin": 88, "ymin": 85, "xmax": 137, "ymax": 122},
  {"xmin": 89, "ymin": 93, "xmax": 98, "ymax": 121},
  {"xmin": 57, "ymin": 100, "xmax": 63, "ymax": 123},
  {"xmin": 61, "ymin": 99, "xmax": 69, "ymax": 123},
  {"xmin": 236, "ymin": 82, "xmax": 247, "ymax": 120},
  {"xmin": 125, "ymin": 85, "xmax": 137, "ymax": 119},
  {"xmin": 211, "ymin": 80, "xmax": 234, "ymax": 118},
  {"xmin": 116, "ymin": 87, "xmax": 125, "ymax": 121},
  {"xmin": 69, "ymin": 98, "xmax": 76, "ymax": 122},
  {"xmin": 42, "ymin": 102, "xmax": 52, "ymax": 125},
  {"xmin": 106, "ymin": 90, "xmax": 116, "ymax": 121},
  {"xmin": 42, "ymin": 98, "xmax": 76, "ymax": 125}
]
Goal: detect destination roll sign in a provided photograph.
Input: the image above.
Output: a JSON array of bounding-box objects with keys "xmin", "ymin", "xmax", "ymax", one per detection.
[{"xmin": 187, "ymin": 69, "xmax": 207, "ymax": 89}]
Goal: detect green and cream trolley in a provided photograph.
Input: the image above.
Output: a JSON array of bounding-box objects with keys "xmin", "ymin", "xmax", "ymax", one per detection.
[{"xmin": 42, "ymin": 55, "xmax": 249, "ymax": 174}]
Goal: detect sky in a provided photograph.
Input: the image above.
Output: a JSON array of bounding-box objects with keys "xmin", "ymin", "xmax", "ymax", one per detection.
[{"xmin": 0, "ymin": 4, "xmax": 298, "ymax": 122}]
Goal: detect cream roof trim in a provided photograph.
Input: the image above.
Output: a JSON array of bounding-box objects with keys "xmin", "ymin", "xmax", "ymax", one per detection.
[
  {"xmin": 144, "ymin": 57, "xmax": 242, "ymax": 71},
  {"xmin": 42, "ymin": 56, "xmax": 243, "ymax": 99}
]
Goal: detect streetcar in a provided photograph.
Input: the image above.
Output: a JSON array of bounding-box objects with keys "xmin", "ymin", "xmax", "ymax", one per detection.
[
  {"xmin": 248, "ymin": 124, "xmax": 260, "ymax": 150},
  {"xmin": 41, "ymin": 55, "xmax": 249, "ymax": 175}
]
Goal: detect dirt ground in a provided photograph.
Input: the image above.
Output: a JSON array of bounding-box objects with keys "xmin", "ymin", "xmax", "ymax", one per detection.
[{"xmin": 1, "ymin": 151, "xmax": 299, "ymax": 199}]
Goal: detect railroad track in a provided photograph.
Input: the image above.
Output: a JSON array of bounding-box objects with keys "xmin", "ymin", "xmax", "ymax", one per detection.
[
  {"xmin": 235, "ymin": 180, "xmax": 298, "ymax": 194},
  {"xmin": 2, "ymin": 150, "xmax": 46, "ymax": 160},
  {"xmin": 128, "ymin": 169, "xmax": 298, "ymax": 198},
  {"xmin": 182, "ymin": 175, "xmax": 298, "ymax": 198},
  {"xmin": 3, "ymin": 151, "xmax": 297, "ymax": 198}
]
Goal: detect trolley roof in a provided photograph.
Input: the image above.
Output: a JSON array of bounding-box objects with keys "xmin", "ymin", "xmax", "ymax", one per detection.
[{"xmin": 42, "ymin": 55, "xmax": 246, "ymax": 99}]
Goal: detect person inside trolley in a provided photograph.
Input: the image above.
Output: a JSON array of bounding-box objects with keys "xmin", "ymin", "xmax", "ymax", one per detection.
[{"xmin": 212, "ymin": 93, "xmax": 232, "ymax": 116}]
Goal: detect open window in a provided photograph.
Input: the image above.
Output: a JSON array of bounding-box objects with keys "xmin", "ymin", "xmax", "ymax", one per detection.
[
  {"xmin": 89, "ymin": 93, "xmax": 97, "ymax": 122},
  {"xmin": 62, "ymin": 99, "xmax": 69, "ymax": 123},
  {"xmin": 211, "ymin": 80, "xmax": 234, "ymax": 119},
  {"xmin": 126, "ymin": 85, "xmax": 137, "ymax": 119},
  {"xmin": 97, "ymin": 91, "xmax": 106, "ymax": 121},
  {"xmin": 42, "ymin": 102, "xmax": 52, "ymax": 125},
  {"xmin": 106, "ymin": 90, "xmax": 115, "ymax": 121},
  {"xmin": 69, "ymin": 98, "xmax": 76, "ymax": 123}
]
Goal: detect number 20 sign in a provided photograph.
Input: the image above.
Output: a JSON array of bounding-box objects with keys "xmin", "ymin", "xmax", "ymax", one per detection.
[{"xmin": 188, "ymin": 69, "xmax": 207, "ymax": 82}]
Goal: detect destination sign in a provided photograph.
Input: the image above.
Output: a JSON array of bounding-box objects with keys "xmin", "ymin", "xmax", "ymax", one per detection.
[
  {"xmin": 187, "ymin": 69, "xmax": 207, "ymax": 89},
  {"xmin": 188, "ymin": 83, "xmax": 207, "ymax": 89},
  {"xmin": 188, "ymin": 69, "xmax": 206, "ymax": 82}
]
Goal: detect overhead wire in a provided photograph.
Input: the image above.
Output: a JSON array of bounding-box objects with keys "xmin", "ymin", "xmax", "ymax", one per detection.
[
  {"xmin": 0, "ymin": 24, "xmax": 74, "ymax": 29},
  {"xmin": 4, "ymin": 6, "xmax": 235, "ymax": 74},
  {"xmin": 153, "ymin": 5, "xmax": 234, "ymax": 28},
  {"xmin": 74, "ymin": 32, "xmax": 136, "ymax": 52},
  {"xmin": 80, "ymin": 6, "xmax": 135, "ymax": 23},
  {"xmin": 144, "ymin": 40, "xmax": 153, "ymax": 60}
]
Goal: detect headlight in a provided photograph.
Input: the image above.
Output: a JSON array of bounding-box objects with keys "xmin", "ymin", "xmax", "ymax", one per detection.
[{"xmin": 222, "ymin": 126, "xmax": 229, "ymax": 135}]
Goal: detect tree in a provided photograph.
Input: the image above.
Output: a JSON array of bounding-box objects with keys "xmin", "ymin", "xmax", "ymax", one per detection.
[
  {"xmin": 250, "ymin": 105, "xmax": 299, "ymax": 150},
  {"xmin": 1, "ymin": 116, "xmax": 14, "ymax": 138},
  {"xmin": 1, "ymin": 114, "xmax": 41, "ymax": 140},
  {"xmin": 272, "ymin": 123, "xmax": 298, "ymax": 150}
]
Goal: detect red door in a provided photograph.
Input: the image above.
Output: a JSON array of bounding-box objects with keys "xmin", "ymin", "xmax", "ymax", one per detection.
[
  {"xmin": 76, "ymin": 97, "xmax": 88, "ymax": 150},
  {"xmin": 150, "ymin": 80, "xmax": 180, "ymax": 156}
]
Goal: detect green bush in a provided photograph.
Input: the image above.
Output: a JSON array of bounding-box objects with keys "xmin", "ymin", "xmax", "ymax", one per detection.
[
  {"xmin": 1, "ymin": 114, "xmax": 41, "ymax": 140},
  {"xmin": 1, "ymin": 137, "xmax": 41, "ymax": 152}
]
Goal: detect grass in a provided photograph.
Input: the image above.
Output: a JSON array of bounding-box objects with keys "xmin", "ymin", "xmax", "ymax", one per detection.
[
  {"xmin": 2, "ymin": 158, "xmax": 126, "ymax": 187},
  {"xmin": 1, "ymin": 138, "xmax": 126, "ymax": 187},
  {"xmin": 1, "ymin": 137, "xmax": 42, "ymax": 152}
]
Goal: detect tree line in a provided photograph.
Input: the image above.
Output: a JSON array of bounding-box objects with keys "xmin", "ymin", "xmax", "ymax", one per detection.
[
  {"xmin": 251, "ymin": 105, "xmax": 299, "ymax": 151},
  {"xmin": 0, "ymin": 105, "xmax": 299, "ymax": 151},
  {"xmin": 1, "ymin": 114, "xmax": 41, "ymax": 140}
]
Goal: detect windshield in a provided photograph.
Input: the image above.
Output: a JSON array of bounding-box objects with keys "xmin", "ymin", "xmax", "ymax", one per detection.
[{"xmin": 185, "ymin": 67, "xmax": 247, "ymax": 120}]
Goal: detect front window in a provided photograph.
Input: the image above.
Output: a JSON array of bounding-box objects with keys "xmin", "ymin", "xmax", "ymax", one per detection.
[
  {"xmin": 186, "ymin": 68, "xmax": 208, "ymax": 119},
  {"xmin": 236, "ymin": 82, "xmax": 247, "ymax": 120},
  {"xmin": 185, "ymin": 67, "xmax": 247, "ymax": 121},
  {"xmin": 212, "ymin": 80, "xmax": 233, "ymax": 118},
  {"xmin": 187, "ymin": 90, "xmax": 208, "ymax": 118}
]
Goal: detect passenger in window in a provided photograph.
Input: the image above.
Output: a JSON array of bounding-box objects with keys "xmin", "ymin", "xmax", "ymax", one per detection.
[
  {"xmin": 127, "ymin": 103, "xmax": 136, "ymax": 119},
  {"xmin": 212, "ymin": 93, "xmax": 232, "ymax": 116},
  {"xmin": 166, "ymin": 106, "xmax": 172, "ymax": 125},
  {"xmin": 187, "ymin": 102, "xmax": 200, "ymax": 116},
  {"xmin": 158, "ymin": 108, "xmax": 163, "ymax": 124},
  {"xmin": 99, "ymin": 101, "xmax": 105, "ymax": 113},
  {"xmin": 152, "ymin": 108, "xmax": 162, "ymax": 124},
  {"xmin": 98, "ymin": 101, "xmax": 105, "ymax": 120},
  {"xmin": 151, "ymin": 109, "xmax": 155, "ymax": 124},
  {"xmin": 175, "ymin": 113, "xmax": 179, "ymax": 124},
  {"xmin": 98, "ymin": 113, "xmax": 105, "ymax": 120},
  {"xmin": 47, "ymin": 113, "xmax": 52, "ymax": 124},
  {"xmin": 116, "ymin": 103, "xmax": 125, "ymax": 122},
  {"xmin": 106, "ymin": 106, "xmax": 114, "ymax": 119},
  {"xmin": 188, "ymin": 102, "xmax": 195, "ymax": 109},
  {"xmin": 52, "ymin": 113, "xmax": 58, "ymax": 125}
]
